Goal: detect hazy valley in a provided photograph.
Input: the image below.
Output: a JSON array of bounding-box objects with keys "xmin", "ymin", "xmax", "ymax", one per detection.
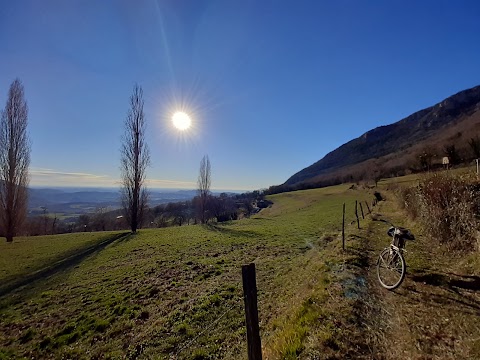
[{"xmin": 28, "ymin": 187, "xmax": 199, "ymax": 218}]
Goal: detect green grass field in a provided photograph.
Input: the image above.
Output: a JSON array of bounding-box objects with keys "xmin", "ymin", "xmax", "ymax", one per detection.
[
  {"xmin": 0, "ymin": 232, "xmax": 127, "ymax": 285},
  {"xmin": 0, "ymin": 185, "xmax": 374, "ymax": 359},
  {"xmin": 379, "ymin": 164, "xmax": 479, "ymax": 188}
]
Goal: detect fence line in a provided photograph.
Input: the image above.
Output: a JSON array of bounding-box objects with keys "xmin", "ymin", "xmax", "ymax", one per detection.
[
  {"xmin": 342, "ymin": 195, "xmax": 380, "ymax": 250},
  {"xmin": 355, "ymin": 201, "xmax": 360, "ymax": 229},
  {"xmin": 365, "ymin": 201, "xmax": 371, "ymax": 214},
  {"xmin": 174, "ymin": 193, "xmax": 383, "ymax": 357}
]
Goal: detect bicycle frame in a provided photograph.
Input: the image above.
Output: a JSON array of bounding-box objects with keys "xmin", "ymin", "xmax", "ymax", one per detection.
[{"xmin": 377, "ymin": 222, "xmax": 413, "ymax": 290}]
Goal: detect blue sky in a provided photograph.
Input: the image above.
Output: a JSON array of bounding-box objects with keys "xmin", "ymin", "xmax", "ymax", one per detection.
[{"xmin": 1, "ymin": 0, "xmax": 480, "ymax": 190}]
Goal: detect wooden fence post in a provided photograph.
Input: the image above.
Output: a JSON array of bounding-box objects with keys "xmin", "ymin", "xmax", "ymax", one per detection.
[
  {"xmin": 355, "ymin": 201, "xmax": 360, "ymax": 229},
  {"xmin": 342, "ymin": 203, "xmax": 345, "ymax": 251},
  {"xmin": 242, "ymin": 263, "xmax": 262, "ymax": 360},
  {"xmin": 365, "ymin": 201, "xmax": 371, "ymax": 214},
  {"xmin": 359, "ymin": 202, "xmax": 364, "ymax": 219}
]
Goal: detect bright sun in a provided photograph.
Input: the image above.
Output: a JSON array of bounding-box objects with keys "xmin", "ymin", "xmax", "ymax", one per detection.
[{"xmin": 172, "ymin": 111, "xmax": 192, "ymax": 131}]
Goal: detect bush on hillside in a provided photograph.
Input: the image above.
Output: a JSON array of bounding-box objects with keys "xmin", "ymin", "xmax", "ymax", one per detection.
[{"xmin": 400, "ymin": 172, "xmax": 480, "ymax": 251}]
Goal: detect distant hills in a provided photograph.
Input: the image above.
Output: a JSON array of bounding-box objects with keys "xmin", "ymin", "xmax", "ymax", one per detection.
[
  {"xmin": 28, "ymin": 188, "xmax": 198, "ymax": 216},
  {"xmin": 285, "ymin": 85, "xmax": 480, "ymax": 187}
]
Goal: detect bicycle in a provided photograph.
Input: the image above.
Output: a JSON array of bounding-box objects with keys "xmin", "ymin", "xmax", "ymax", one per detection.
[{"xmin": 376, "ymin": 220, "xmax": 415, "ymax": 290}]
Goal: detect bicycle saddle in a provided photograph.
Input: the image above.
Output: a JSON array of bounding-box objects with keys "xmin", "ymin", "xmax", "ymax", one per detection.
[{"xmin": 387, "ymin": 227, "xmax": 415, "ymax": 240}]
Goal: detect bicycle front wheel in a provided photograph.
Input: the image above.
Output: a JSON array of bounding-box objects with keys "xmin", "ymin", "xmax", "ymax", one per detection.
[{"xmin": 377, "ymin": 247, "xmax": 406, "ymax": 290}]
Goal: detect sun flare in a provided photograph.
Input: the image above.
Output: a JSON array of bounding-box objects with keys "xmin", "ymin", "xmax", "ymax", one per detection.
[{"xmin": 172, "ymin": 111, "xmax": 192, "ymax": 131}]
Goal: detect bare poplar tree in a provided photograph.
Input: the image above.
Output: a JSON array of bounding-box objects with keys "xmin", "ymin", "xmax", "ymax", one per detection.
[
  {"xmin": 197, "ymin": 155, "xmax": 211, "ymax": 224},
  {"xmin": 0, "ymin": 79, "xmax": 30, "ymax": 242},
  {"xmin": 120, "ymin": 84, "xmax": 150, "ymax": 233}
]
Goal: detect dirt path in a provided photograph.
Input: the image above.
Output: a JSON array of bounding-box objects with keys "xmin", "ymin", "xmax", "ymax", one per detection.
[{"xmin": 359, "ymin": 198, "xmax": 480, "ymax": 359}]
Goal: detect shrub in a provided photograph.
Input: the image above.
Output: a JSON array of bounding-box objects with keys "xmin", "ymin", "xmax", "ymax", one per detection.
[
  {"xmin": 398, "ymin": 186, "xmax": 420, "ymax": 219},
  {"xmin": 401, "ymin": 172, "xmax": 480, "ymax": 251}
]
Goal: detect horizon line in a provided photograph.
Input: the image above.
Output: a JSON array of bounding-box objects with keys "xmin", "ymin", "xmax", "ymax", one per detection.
[{"xmin": 28, "ymin": 184, "xmax": 253, "ymax": 193}]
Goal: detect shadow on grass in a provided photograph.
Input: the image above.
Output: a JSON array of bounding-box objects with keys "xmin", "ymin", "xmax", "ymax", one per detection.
[
  {"xmin": 205, "ymin": 224, "xmax": 262, "ymax": 239},
  {"xmin": 344, "ymin": 247, "xmax": 370, "ymax": 268},
  {"xmin": 0, "ymin": 232, "xmax": 131, "ymax": 299},
  {"xmin": 345, "ymin": 234, "xmax": 378, "ymax": 267},
  {"xmin": 409, "ymin": 271, "xmax": 480, "ymax": 314},
  {"xmin": 411, "ymin": 272, "xmax": 480, "ymax": 291}
]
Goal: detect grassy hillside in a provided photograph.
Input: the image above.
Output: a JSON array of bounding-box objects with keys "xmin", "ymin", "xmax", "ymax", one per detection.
[
  {"xmin": 0, "ymin": 232, "xmax": 127, "ymax": 285},
  {"xmin": 0, "ymin": 185, "xmax": 374, "ymax": 359}
]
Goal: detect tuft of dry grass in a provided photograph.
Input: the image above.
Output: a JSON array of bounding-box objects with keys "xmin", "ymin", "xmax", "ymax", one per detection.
[{"xmin": 398, "ymin": 171, "xmax": 480, "ymax": 251}]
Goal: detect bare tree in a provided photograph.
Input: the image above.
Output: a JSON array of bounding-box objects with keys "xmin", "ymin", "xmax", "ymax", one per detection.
[
  {"xmin": 443, "ymin": 144, "xmax": 460, "ymax": 165},
  {"xmin": 92, "ymin": 207, "xmax": 108, "ymax": 231},
  {"xmin": 370, "ymin": 160, "xmax": 385, "ymax": 187},
  {"xmin": 468, "ymin": 137, "xmax": 480, "ymax": 159},
  {"xmin": 210, "ymin": 193, "xmax": 238, "ymax": 222},
  {"xmin": 120, "ymin": 84, "xmax": 150, "ymax": 233},
  {"xmin": 417, "ymin": 145, "xmax": 436, "ymax": 172},
  {"xmin": 0, "ymin": 79, "xmax": 30, "ymax": 242},
  {"xmin": 197, "ymin": 155, "xmax": 211, "ymax": 224}
]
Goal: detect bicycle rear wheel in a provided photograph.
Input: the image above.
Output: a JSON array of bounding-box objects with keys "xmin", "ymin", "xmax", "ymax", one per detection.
[{"xmin": 377, "ymin": 247, "xmax": 406, "ymax": 290}]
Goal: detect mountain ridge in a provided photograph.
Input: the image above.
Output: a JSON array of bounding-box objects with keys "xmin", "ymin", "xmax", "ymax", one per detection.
[{"xmin": 286, "ymin": 85, "xmax": 480, "ymax": 185}]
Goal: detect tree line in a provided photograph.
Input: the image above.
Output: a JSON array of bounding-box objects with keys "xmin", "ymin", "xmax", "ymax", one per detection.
[
  {"xmin": 19, "ymin": 190, "xmax": 267, "ymax": 236},
  {"xmin": 0, "ymin": 80, "xmax": 267, "ymax": 241}
]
